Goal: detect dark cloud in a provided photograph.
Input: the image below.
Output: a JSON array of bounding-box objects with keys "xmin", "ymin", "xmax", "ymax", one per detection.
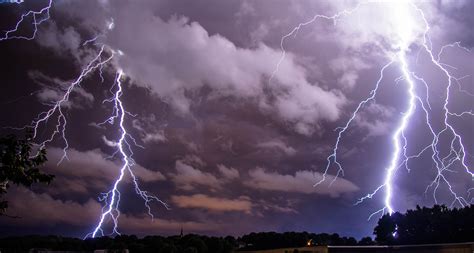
[
  {"xmin": 246, "ymin": 167, "xmax": 359, "ymax": 197},
  {"xmin": 0, "ymin": 0, "xmax": 472, "ymax": 239}
]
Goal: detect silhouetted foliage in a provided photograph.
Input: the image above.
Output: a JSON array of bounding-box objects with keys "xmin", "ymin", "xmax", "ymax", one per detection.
[
  {"xmin": 0, "ymin": 234, "xmax": 236, "ymax": 253},
  {"xmin": 358, "ymin": 236, "xmax": 375, "ymax": 245},
  {"xmin": 1, "ymin": 205, "xmax": 472, "ymax": 252},
  {"xmin": 0, "ymin": 232, "xmax": 372, "ymax": 252},
  {"xmin": 0, "ymin": 134, "xmax": 54, "ymax": 215},
  {"xmin": 374, "ymin": 204, "xmax": 474, "ymax": 245}
]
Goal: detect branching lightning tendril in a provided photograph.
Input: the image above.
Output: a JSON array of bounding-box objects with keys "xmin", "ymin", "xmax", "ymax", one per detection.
[
  {"xmin": 86, "ymin": 70, "xmax": 170, "ymax": 238},
  {"xmin": 0, "ymin": 0, "xmax": 52, "ymax": 41},
  {"xmin": 1, "ymin": 0, "xmax": 169, "ymax": 238},
  {"xmin": 2, "ymin": 0, "xmax": 472, "ymax": 237},
  {"xmin": 273, "ymin": 1, "xmax": 473, "ymax": 219}
]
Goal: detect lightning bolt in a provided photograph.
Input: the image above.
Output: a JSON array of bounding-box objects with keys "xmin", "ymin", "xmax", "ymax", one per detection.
[
  {"xmin": 22, "ymin": 43, "xmax": 169, "ymax": 238},
  {"xmin": 2, "ymin": 0, "xmax": 471, "ymax": 236},
  {"xmin": 86, "ymin": 70, "xmax": 169, "ymax": 238},
  {"xmin": 1, "ymin": 2, "xmax": 169, "ymax": 237},
  {"xmin": 273, "ymin": 1, "xmax": 473, "ymax": 219},
  {"xmin": 0, "ymin": 0, "xmax": 52, "ymax": 41},
  {"xmin": 16, "ymin": 46, "xmax": 169, "ymax": 237},
  {"xmin": 415, "ymin": 5, "xmax": 474, "ymax": 207},
  {"xmin": 270, "ymin": 2, "xmax": 362, "ymax": 84},
  {"xmin": 15, "ymin": 45, "xmax": 112, "ymax": 164}
]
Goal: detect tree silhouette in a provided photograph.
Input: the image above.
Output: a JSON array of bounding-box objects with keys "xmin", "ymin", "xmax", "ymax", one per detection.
[
  {"xmin": 358, "ymin": 236, "xmax": 375, "ymax": 245},
  {"xmin": 374, "ymin": 205, "xmax": 474, "ymax": 245},
  {"xmin": 0, "ymin": 134, "xmax": 54, "ymax": 215}
]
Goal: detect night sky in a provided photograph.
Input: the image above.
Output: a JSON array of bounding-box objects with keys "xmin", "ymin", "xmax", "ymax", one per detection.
[{"xmin": 0, "ymin": 0, "xmax": 473, "ymax": 239}]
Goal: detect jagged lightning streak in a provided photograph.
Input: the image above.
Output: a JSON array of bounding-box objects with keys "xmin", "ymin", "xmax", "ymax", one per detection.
[
  {"xmin": 362, "ymin": 3, "xmax": 472, "ymax": 216},
  {"xmin": 353, "ymin": 3, "xmax": 473, "ymax": 217},
  {"xmin": 17, "ymin": 46, "xmax": 168, "ymax": 237},
  {"xmin": 415, "ymin": 6, "xmax": 474, "ymax": 207},
  {"xmin": 86, "ymin": 70, "xmax": 169, "ymax": 238},
  {"xmin": 0, "ymin": 0, "xmax": 52, "ymax": 41},
  {"xmin": 354, "ymin": 3, "xmax": 420, "ymax": 217},
  {"xmin": 270, "ymin": 2, "xmax": 362, "ymax": 84},
  {"xmin": 24, "ymin": 44, "xmax": 167, "ymax": 238},
  {"xmin": 20, "ymin": 46, "xmax": 114, "ymax": 163},
  {"xmin": 1, "ymin": 1, "xmax": 169, "ymax": 235},
  {"xmin": 273, "ymin": 1, "xmax": 473, "ymax": 219}
]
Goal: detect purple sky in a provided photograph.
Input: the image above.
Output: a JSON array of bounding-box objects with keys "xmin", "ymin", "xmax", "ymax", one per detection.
[{"xmin": 0, "ymin": 0, "xmax": 473, "ymax": 239}]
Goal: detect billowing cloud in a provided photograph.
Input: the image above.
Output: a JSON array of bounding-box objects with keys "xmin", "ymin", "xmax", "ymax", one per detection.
[
  {"xmin": 141, "ymin": 131, "xmax": 167, "ymax": 144},
  {"xmin": 169, "ymin": 160, "xmax": 221, "ymax": 191},
  {"xmin": 1, "ymin": 0, "xmax": 473, "ymax": 239},
  {"xmin": 28, "ymin": 71, "xmax": 95, "ymax": 109},
  {"xmin": 46, "ymin": 1, "xmax": 347, "ymax": 135},
  {"xmin": 5, "ymin": 188, "xmax": 220, "ymax": 234},
  {"xmin": 171, "ymin": 194, "xmax": 252, "ymax": 213},
  {"xmin": 4, "ymin": 188, "xmax": 101, "ymax": 226},
  {"xmin": 117, "ymin": 215, "xmax": 223, "ymax": 235},
  {"xmin": 113, "ymin": 13, "xmax": 346, "ymax": 134},
  {"xmin": 257, "ymin": 139, "xmax": 297, "ymax": 156},
  {"xmin": 257, "ymin": 199, "xmax": 298, "ymax": 214},
  {"xmin": 36, "ymin": 21, "xmax": 82, "ymax": 60},
  {"xmin": 44, "ymin": 147, "xmax": 166, "ymax": 195},
  {"xmin": 329, "ymin": 56, "xmax": 371, "ymax": 89},
  {"xmin": 217, "ymin": 164, "xmax": 240, "ymax": 180},
  {"xmin": 246, "ymin": 167, "xmax": 359, "ymax": 197},
  {"xmin": 354, "ymin": 102, "xmax": 396, "ymax": 139},
  {"xmin": 131, "ymin": 115, "xmax": 168, "ymax": 144}
]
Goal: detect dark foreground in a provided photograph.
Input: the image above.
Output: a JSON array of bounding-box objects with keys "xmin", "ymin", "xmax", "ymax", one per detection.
[
  {"xmin": 243, "ymin": 242, "xmax": 474, "ymax": 253},
  {"xmin": 0, "ymin": 231, "xmax": 473, "ymax": 253}
]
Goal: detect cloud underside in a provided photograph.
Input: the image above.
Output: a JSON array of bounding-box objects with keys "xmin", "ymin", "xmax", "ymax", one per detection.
[
  {"xmin": 43, "ymin": 147, "xmax": 165, "ymax": 195},
  {"xmin": 5, "ymin": 188, "xmax": 220, "ymax": 234},
  {"xmin": 4, "ymin": 0, "xmax": 472, "ymax": 237},
  {"xmin": 246, "ymin": 167, "xmax": 359, "ymax": 197},
  {"xmin": 117, "ymin": 15, "xmax": 348, "ymax": 135},
  {"xmin": 171, "ymin": 194, "xmax": 252, "ymax": 213},
  {"xmin": 40, "ymin": 1, "xmax": 349, "ymax": 136},
  {"xmin": 3, "ymin": 147, "xmax": 357, "ymax": 229}
]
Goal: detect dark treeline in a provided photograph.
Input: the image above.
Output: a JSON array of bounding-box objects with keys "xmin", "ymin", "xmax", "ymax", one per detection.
[
  {"xmin": 374, "ymin": 204, "xmax": 474, "ymax": 245},
  {"xmin": 0, "ymin": 205, "xmax": 472, "ymax": 252},
  {"xmin": 0, "ymin": 234, "xmax": 236, "ymax": 253},
  {"xmin": 0, "ymin": 232, "xmax": 370, "ymax": 253}
]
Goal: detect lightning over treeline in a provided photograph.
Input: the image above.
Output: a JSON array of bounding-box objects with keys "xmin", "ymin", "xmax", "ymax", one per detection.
[
  {"xmin": 0, "ymin": 0, "xmax": 472, "ymax": 237},
  {"xmin": 273, "ymin": 1, "xmax": 473, "ymax": 218},
  {"xmin": 1, "ymin": 0, "xmax": 168, "ymax": 238}
]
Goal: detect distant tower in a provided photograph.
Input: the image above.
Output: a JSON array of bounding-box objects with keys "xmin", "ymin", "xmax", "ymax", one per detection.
[{"xmin": 180, "ymin": 226, "xmax": 183, "ymax": 238}]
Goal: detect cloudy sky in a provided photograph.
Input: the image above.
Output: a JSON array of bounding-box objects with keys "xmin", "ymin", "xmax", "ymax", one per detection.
[{"xmin": 0, "ymin": 0, "xmax": 473, "ymax": 239}]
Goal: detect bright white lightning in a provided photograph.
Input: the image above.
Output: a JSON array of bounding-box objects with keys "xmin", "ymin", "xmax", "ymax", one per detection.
[
  {"xmin": 16, "ymin": 46, "xmax": 168, "ymax": 237},
  {"xmin": 87, "ymin": 70, "xmax": 169, "ymax": 238},
  {"xmin": 22, "ymin": 45, "xmax": 113, "ymax": 163},
  {"xmin": 270, "ymin": 3, "xmax": 362, "ymax": 84},
  {"xmin": 364, "ymin": 2, "xmax": 419, "ymax": 216},
  {"xmin": 1, "ymin": 0, "xmax": 24, "ymax": 3},
  {"xmin": 384, "ymin": 53, "xmax": 416, "ymax": 215},
  {"xmin": 1, "ymin": 1, "xmax": 169, "ymax": 235},
  {"xmin": 274, "ymin": 1, "xmax": 473, "ymax": 219},
  {"xmin": 88, "ymin": 71, "xmax": 128, "ymax": 238},
  {"xmin": 1, "ymin": 0, "xmax": 471, "ymax": 236},
  {"xmin": 358, "ymin": 2, "xmax": 473, "ymax": 216},
  {"xmin": 0, "ymin": 0, "xmax": 52, "ymax": 41}
]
